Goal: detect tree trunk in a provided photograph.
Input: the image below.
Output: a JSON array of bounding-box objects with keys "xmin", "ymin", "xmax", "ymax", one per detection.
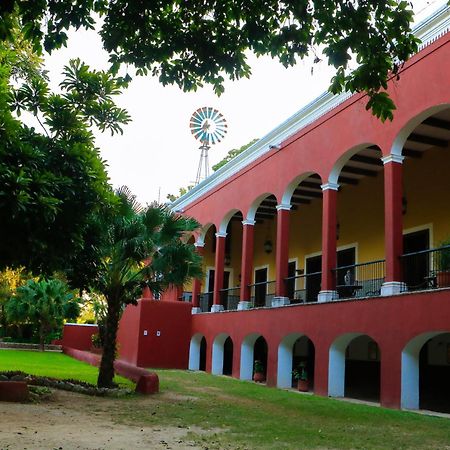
[
  {"xmin": 97, "ymin": 296, "xmax": 121, "ymax": 388},
  {"xmin": 39, "ymin": 323, "xmax": 45, "ymax": 352}
]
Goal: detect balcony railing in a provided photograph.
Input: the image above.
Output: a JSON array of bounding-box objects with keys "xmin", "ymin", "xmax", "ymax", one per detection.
[
  {"xmin": 332, "ymin": 259, "xmax": 386, "ymax": 299},
  {"xmin": 400, "ymin": 245, "xmax": 450, "ymax": 292},
  {"xmin": 219, "ymin": 287, "xmax": 240, "ymax": 311},
  {"xmin": 249, "ymin": 280, "xmax": 276, "ymax": 308},
  {"xmin": 284, "ymin": 271, "xmax": 322, "ymax": 303},
  {"xmin": 199, "ymin": 291, "xmax": 214, "ymax": 312}
]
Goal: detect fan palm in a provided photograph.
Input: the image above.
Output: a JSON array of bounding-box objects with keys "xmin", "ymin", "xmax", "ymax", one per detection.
[
  {"xmin": 6, "ymin": 278, "xmax": 79, "ymax": 351},
  {"xmin": 95, "ymin": 187, "xmax": 202, "ymax": 388}
]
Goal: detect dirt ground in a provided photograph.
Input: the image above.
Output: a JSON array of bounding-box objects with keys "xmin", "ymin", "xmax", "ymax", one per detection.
[{"xmin": 0, "ymin": 390, "xmax": 206, "ymax": 450}]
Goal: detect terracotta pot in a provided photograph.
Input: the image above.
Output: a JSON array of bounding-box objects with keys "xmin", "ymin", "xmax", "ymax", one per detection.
[
  {"xmin": 253, "ymin": 372, "xmax": 266, "ymax": 383},
  {"xmin": 437, "ymin": 270, "xmax": 450, "ymax": 288},
  {"xmin": 297, "ymin": 379, "xmax": 309, "ymax": 392}
]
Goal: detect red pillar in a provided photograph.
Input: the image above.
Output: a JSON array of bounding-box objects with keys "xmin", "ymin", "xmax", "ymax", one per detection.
[
  {"xmin": 212, "ymin": 232, "xmax": 226, "ymax": 311},
  {"xmin": 319, "ymin": 183, "xmax": 338, "ymax": 301},
  {"xmin": 240, "ymin": 220, "xmax": 255, "ymax": 305},
  {"xmin": 141, "ymin": 285, "xmax": 151, "ymax": 300},
  {"xmin": 382, "ymin": 155, "xmax": 404, "ymax": 295},
  {"xmin": 191, "ymin": 244, "xmax": 204, "ymax": 312},
  {"xmin": 275, "ymin": 205, "xmax": 291, "ymax": 300}
]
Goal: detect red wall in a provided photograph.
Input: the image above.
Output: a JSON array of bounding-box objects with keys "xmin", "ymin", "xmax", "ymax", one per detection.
[
  {"xmin": 61, "ymin": 323, "xmax": 98, "ymax": 351},
  {"xmin": 118, "ymin": 299, "xmax": 192, "ymax": 369},
  {"xmin": 191, "ymin": 289, "xmax": 450, "ymax": 408}
]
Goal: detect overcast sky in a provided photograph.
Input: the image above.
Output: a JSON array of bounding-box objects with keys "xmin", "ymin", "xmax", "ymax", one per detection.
[{"xmin": 42, "ymin": 0, "xmax": 445, "ymax": 205}]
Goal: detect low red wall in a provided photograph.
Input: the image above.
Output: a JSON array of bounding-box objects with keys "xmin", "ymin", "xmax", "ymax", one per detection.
[
  {"xmin": 61, "ymin": 324, "xmax": 98, "ymax": 351},
  {"xmin": 118, "ymin": 299, "xmax": 192, "ymax": 369}
]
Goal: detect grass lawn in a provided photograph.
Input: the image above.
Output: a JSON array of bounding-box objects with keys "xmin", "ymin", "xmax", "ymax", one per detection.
[
  {"xmin": 0, "ymin": 349, "xmax": 133, "ymax": 388},
  {"xmin": 114, "ymin": 370, "xmax": 450, "ymax": 450}
]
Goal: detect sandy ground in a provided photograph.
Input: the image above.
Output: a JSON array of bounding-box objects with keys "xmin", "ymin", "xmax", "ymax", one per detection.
[{"xmin": 0, "ymin": 390, "xmax": 206, "ymax": 450}]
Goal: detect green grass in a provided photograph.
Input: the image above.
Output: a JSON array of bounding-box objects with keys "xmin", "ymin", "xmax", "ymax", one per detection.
[
  {"xmin": 114, "ymin": 370, "xmax": 450, "ymax": 450},
  {"xmin": 0, "ymin": 349, "xmax": 133, "ymax": 388}
]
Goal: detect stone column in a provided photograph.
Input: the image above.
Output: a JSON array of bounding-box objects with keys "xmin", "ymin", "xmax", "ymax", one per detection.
[{"xmin": 273, "ymin": 204, "xmax": 291, "ymax": 307}]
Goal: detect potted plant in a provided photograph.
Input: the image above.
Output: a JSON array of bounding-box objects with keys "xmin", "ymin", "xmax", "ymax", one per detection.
[
  {"xmin": 253, "ymin": 360, "xmax": 265, "ymax": 382},
  {"xmin": 292, "ymin": 362, "xmax": 309, "ymax": 392},
  {"xmin": 437, "ymin": 239, "xmax": 450, "ymax": 288}
]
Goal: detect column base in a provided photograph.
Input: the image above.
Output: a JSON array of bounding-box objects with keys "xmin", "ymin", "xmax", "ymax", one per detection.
[
  {"xmin": 237, "ymin": 301, "xmax": 251, "ymax": 310},
  {"xmin": 191, "ymin": 307, "xmax": 202, "ymax": 314},
  {"xmin": 381, "ymin": 281, "xmax": 406, "ymax": 296},
  {"xmin": 318, "ymin": 290, "xmax": 338, "ymax": 303},
  {"xmin": 271, "ymin": 297, "xmax": 290, "ymax": 307},
  {"xmin": 210, "ymin": 304, "xmax": 224, "ymax": 313}
]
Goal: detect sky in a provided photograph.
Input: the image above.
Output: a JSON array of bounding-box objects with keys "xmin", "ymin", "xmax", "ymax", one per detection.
[{"xmin": 42, "ymin": 0, "xmax": 446, "ymax": 205}]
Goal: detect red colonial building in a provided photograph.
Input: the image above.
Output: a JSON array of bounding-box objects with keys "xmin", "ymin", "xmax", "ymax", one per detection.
[
  {"xmin": 166, "ymin": 6, "xmax": 450, "ymax": 413},
  {"xmin": 63, "ymin": 6, "xmax": 450, "ymax": 414}
]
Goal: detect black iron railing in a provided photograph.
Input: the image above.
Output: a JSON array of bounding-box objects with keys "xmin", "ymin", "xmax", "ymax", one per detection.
[
  {"xmin": 400, "ymin": 245, "xmax": 450, "ymax": 292},
  {"xmin": 219, "ymin": 286, "xmax": 240, "ymax": 311},
  {"xmin": 284, "ymin": 271, "xmax": 322, "ymax": 303},
  {"xmin": 332, "ymin": 259, "xmax": 386, "ymax": 299},
  {"xmin": 199, "ymin": 291, "xmax": 214, "ymax": 312},
  {"xmin": 249, "ymin": 280, "xmax": 276, "ymax": 308}
]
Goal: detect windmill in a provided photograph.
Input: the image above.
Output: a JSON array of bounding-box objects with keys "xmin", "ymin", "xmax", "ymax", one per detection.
[{"xmin": 190, "ymin": 107, "xmax": 227, "ymax": 185}]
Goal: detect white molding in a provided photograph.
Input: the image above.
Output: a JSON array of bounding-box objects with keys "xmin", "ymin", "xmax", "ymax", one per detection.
[
  {"xmin": 382, "ymin": 154, "xmax": 405, "ymax": 165},
  {"xmin": 276, "ymin": 203, "xmax": 292, "ymax": 211},
  {"xmin": 170, "ymin": 5, "xmax": 450, "ymax": 213},
  {"xmin": 194, "ymin": 242, "xmax": 205, "ymax": 248},
  {"xmin": 191, "ymin": 307, "xmax": 202, "ymax": 315},
  {"xmin": 380, "ymin": 281, "xmax": 406, "ymax": 296},
  {"xmin": 211, "ymin": 304, "xmax": 224, "ymax": 313},
  {"xmin": 215, "ymin": 232, "xmax": 227, "ymax": 238},
  {"xmin": 242, "ymin": 219, "xmax": 256, "ymax": 226},
  {"xmin": 321, "ymin": 182, "xmax": 340, "ymax": 191},
  {"xmin": 238, "ymin": 301, "xmax": 251, "ymax": 310},
  {"xmin": 403, "ymin": 223, "xmax": 433, "ymax": 249},
  {"xmin": 318, "ymin": 290, "xmax": 338, "ymax": 302}
]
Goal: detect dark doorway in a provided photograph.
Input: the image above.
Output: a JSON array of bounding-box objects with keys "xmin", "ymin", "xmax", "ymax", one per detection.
[
  {"xmin": 336, "ymin": 247, "xmax": 356, "ymax": 284},
  {"xmin": 306, "ymin": 255, "xmax": 321, "ymax": 302},
  {"xmin": 403, "ymin": 229, "xmax": 430, "ymax": 290},
  {"xmin": 286, "ymin": 261, "xmax": 296, "ymax": 300},
  {"xmin": 223, "ymin": 337, "xmax": 233, "ymax": 376},
  {"xmin": 199, "ymin": 337, "xmax": 207, "ymax": 371},
  {"xmin": 254, "ymin": 268, "xmax": 268, "ymax": 307},
  {"xmin": 292, "ymin": 337, "xmax": 315, "ymax": 390},
  {"xmin": 254, "ymin": 336, "xmax": 268, "ymax": 377},
  {"xmin": 207, "ymin": 269, "xmax": 230, "ymax": 309}
]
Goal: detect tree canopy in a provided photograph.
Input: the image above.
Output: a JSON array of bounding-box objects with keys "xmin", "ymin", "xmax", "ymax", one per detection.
[
  {"xmin": 1, "ymin": 1, "xmax": 421, "ymax": 120},
  {"xmin": 0, "ymin": 30, "xmax": 129, "ymax": 276}
]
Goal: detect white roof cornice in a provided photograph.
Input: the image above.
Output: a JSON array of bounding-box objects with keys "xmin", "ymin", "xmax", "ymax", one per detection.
[{"xmin": 171, "ymin": 5, "xmax": 450, "ymax": 212}]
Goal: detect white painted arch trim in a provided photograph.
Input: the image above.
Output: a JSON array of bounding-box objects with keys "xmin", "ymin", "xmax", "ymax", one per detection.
[
  {"xmin": 212, "ymin": 333, "xmax": 232, "ymax": 375},
  {"xmin": 188, "ymin": 333, "xmax": 205, "ymax": 371},
  {"xmin": 240, "ymin": 333, "xmax": 262, "ymax": 381}
]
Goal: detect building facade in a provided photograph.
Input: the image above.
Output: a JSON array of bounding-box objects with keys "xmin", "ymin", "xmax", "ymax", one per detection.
[{"xmin": 168, "ymin": 6, "xmax": 450, "ymax": 414}]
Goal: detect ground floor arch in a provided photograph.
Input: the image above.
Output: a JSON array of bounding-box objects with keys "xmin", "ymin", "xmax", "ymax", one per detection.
[
  {"xmin": 189, "ymin": 333, "xmax": 206, "ymax": 371},
  {"xmin": 401, "ymin": 331, "xmax": 450, "ymax": 412},
  {"xmin": 277, "ymin": 333, "xmax": 315, "ymax": 390},
  {"xmin": 212, "ymin": 333, "xmax": 232, "ymax": 375},
  {"xmin": 240, "ymin": 333, "xmax": 268, "ymax": 381},
  {"xmin": 329, "ymin": 333, "xmax": 380, "ymax": 402}
]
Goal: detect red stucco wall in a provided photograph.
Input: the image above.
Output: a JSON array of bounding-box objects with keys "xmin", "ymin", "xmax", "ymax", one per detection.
[
  {"xmin": 118, "ymin": 299, "xmax": 192, "ymax": 369},
  {"xmin": 62, "ymin": 323, "xmax": 98, "ymax": 351}
]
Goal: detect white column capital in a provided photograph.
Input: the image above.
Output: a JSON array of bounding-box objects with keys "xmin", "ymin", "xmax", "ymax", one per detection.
[
  {"xmin": 276, "ymin": 203, "xmax": 292, "ymax": 211},
  {"xmin": 382, "ymin": 154, "xmax": 405, "ymax": 165},
  {"xmin": 242, "ymin": 219, "xmax": 256, "ymax": 226},
  {"xmin": 215, "ymin": 232, "xmax": 227, "ymax": 238},
  {"xmin": 194, "ymin": 242, "xmax": 205, "ymax": 248},
  {"xmin": 321, "ymin": 182, "xmax": 340, "ymax": 191}
]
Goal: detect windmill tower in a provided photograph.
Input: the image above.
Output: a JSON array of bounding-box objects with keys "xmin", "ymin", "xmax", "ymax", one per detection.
[{"xmin": 190, "ymin": 107, "xmax": 227, "ymax": 185}]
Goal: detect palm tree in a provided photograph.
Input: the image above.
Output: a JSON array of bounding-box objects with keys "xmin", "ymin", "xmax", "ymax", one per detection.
[
  {"xmin": 6, "ymin": 278, "xmax": 79, "ymax": 351},
  {"xmin": 94, "ymin": 187, "xmax": 202, "ymax": 388}
]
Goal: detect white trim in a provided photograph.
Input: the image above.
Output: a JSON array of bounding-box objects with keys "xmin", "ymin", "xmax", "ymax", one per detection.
[
  {"xmin": 242, "ymin": 219, "xmax": 256, "ymax": 226},
  {"xmin": 215, "ymin": 232, "xmax": 227, "ymax": 238},
  {"xmin": 382, "ymin": 154, "xmax": 405, "ymax": 165},
  {"xmin": 304, "ymin": 243, "xmax": 358, "ymax": 270},
  {"xmin": 194, "ymin": 242, "xmax": 205, "ymax": 248},
  {"xmin": 321, "ymin": 182, "xmax": 340, "ymax": 191},
  {"xmin": 205, "ymin": 266, "xmax": 215, "ymax": 293},
  {"xmin": 403, "ymin": 223, "xmax": 434, "ymax": 249},
  {"xmin": 169, "ymin": 5, "xmax": 450, "ymax": 212},
  {"xmin": 276, "ymin": 203, "xmax": 292, "ymax": 211}
]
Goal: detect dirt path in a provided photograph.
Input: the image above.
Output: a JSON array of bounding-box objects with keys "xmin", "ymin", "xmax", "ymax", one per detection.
[{"xmin": 0, "ymin": 390, "xmax": 204, "ymax": 450}]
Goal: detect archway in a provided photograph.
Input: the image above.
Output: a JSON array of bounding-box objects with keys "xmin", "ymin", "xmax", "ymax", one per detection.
[
  {"xmin": 212, "ymin": 333, "xmax": 232, "ymax": 375},
  {"xmin": 223, "ymin": 336, "xmax": 234, "ymax": 376},
  {"xmin": 189, "ymin": 333, "xmax": 206, "ymax": 371},
  {"xmin": 240, "ymin": 333, "xmax": 268, "ymax": 381},
  {"xmin": 401, "ymin": 331, "xmax": 450, "ymax": 412},
  {"xmin": 200, "ymin": 224, "xmax": 217, "ymax": 312},
  {"xmin": 329, "ymin": 333, "xmax": 380, "ymax": 402},
  {"xmin": 277, "ymin": 333, "xmax": 315, "ymax": 390}
]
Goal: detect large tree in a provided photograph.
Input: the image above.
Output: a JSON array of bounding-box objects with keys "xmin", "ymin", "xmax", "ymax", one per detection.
[
  {"xmin": 1, "ymin": 1, "xmax": 421, "ymax": 120},
  {"xmin": 0, "ymin": 31, "xmax": 129, "ymax": 275},
  {"xmin": 92, "ymin": 187, "xmax": 202, "ymax": 388}
]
